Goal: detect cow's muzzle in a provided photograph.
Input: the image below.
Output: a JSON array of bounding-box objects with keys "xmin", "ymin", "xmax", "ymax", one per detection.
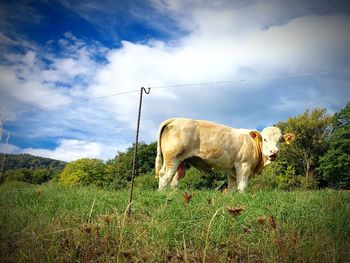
[{"xmin": 268, "ymin": 153, "xmax": 278, "ymax": 161}]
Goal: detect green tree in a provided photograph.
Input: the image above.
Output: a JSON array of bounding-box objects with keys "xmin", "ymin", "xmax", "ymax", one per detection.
[
  {"xmin": 105, "ymin": 142, "xmax": 157, "ymax": 181},
  {"xmin": 319, "ymin": 102, "xmax": 350, "ymax": 189},
  {"xmin": 104, "ymin": 158, "xmax": 128, "ymax": 189},
  {"xmin": 4, "ymin": 168, "xmax": 32, "ymax": 183},
  {"xmin": 3, "ymin": 168, "xmax": 55, "ymax": 184},
  {"xmin": 137, "ymin": 142, "xmax": 157, "ymax": 175},
  {"xmin": 1, "ymin": 153, "xmax": 66, "ymax": 172},
  {"xmin": 277, "ymin": 108, "xmax": 332, "ymax": 182},
  {"xmin": 29, "ymin": 168, "xmax": 54, "ymax": 184},
  {"xmin": 59, "ymin": 158, "xmax": 106, "ymax": 186}
]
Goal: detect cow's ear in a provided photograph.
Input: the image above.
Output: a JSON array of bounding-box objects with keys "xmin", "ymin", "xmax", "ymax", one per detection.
[
  {"xmin": 249, "ymin": 131, "xmax": 262, "ymax": 142},
  {"xmin": 283, "ymin": 133, "xmax": 296, "ymax": 144}
]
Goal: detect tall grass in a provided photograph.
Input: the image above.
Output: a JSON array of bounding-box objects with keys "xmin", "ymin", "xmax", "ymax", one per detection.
[{"xmin": 0, "ymin": 181, "xmax": 349, "ymax": 262}]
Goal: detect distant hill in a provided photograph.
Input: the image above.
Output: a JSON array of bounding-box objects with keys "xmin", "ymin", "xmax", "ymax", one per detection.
[{"xmin": 0, "ymin": 153, "xmax": 67, "ymax": 172}]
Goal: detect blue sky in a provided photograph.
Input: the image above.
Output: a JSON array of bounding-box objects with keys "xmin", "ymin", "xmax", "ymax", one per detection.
[{"xmin": 1, "ymin": 0, "xmax": 350, "ymax": 162}]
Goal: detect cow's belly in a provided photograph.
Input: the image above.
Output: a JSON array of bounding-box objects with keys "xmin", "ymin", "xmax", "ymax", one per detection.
[
  {"xmin": 197, "ymin": 153, "xmax": 233, "ymax": 171},
  {"xmin": 185, "ymin": 152, "xmax": 233, "ymax": 172}
]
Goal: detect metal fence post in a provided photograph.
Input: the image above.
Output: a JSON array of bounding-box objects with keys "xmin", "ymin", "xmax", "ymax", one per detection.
[{"xmin": 127, "ymin": 87, "xmax": 150, "ymax": 217}]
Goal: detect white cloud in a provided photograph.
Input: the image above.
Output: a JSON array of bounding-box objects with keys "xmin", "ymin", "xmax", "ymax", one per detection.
[
  {"xmin": 83, "ymin": 10, "xmax": 350, "ymax": 140},
  {"xmin": 0, "ymin": 64, "xmax": 70, "ymax": 110},
  {"xmin": 0, "ymin": 143, "xmax": 20, "ymax": 154},
  {"xmin": 22, "ymin": 50, "xmax": 36, "ymax": 66},
  {"xmin": 0, "ymin": 31, "xmax": 109, "ymax": 118},
  {"xmin": 24, "ymin": 139, "xmax": 103, "ymax": 162}
]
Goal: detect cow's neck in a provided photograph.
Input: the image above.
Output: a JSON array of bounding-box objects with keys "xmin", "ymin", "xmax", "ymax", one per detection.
[
  {"xmin": 264, "ymin": 157, "xmax": 271, "ymax": 166},
  {"xmin": 253, "ymin": 140, "xmax": 268, "ymax": 176},
  {"xmin": 254, "ymin": 154, "xmax": 266, "ymax": 175}
]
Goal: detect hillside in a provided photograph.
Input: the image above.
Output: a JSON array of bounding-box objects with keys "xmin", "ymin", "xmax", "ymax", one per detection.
[{"xmin": 0, "ymin": 153, "xmax": 66, "ymax": 172}]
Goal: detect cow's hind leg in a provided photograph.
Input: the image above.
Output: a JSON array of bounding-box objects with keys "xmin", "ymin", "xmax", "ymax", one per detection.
[{"xmin": 158, "ymin": 161, "xmax": 179, "ymax": 190}]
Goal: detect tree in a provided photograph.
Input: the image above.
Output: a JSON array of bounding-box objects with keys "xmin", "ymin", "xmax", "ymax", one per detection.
[
  {"xmin": 137, "ymin": 142, "xmax": 157, "ymax": 175},
  {"xmin": 29, "ymin": 168, "xmax": 54, "ymax": 184},
  {"xmin": 105, "ymin": 142, "xmax": 157, "ymax": 182},
  {"xmin": 3, "ymin": 168, "xmax": 56, "ymax": 184},
  {"xmin": 104, "ymin": 158, "xmax": 129, "ymax": 189},
  {"xmin": 59, "ymin": 158, "xmax": 106, "ymax": 186},
  {"xmin": 319, "ymin": 102, "xmax": 350, "ymax": 189},
  {"xmin": 277, "ymin": 108, "xmax": 332, "ymax": 181},
  {"xmin": 0, "ymin": 153, "xmax": 66, "ymax": 172}
]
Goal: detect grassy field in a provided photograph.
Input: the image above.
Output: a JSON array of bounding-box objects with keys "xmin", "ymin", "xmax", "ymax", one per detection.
[{"xmin": 0, "ymin": 182, "xmax": 349, "ymax": 262}]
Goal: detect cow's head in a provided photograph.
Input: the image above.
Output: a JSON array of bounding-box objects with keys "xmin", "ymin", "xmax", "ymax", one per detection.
[{"xmin": 250, "ymin": 127, "xmax": 295, "ymax": 162}]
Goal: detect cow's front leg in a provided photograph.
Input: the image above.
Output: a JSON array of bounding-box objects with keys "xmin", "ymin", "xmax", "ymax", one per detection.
[{"xmin": 235, "ymin": 162, "xmax": 252, "ymax": 192}]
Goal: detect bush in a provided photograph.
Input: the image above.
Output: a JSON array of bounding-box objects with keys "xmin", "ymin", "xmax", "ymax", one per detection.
[
  {"xmin": 59, "ymin": 158, "xmax": 106, "ymax": 186},
  {"xmin": 30, "ymin": 169, "xmax": 55, "ymax": 184},
  {"xmin": 250, "ymin": 162, "xmax": 306, "ymax": 191},
  {"xmin": 134, "ymin": 169, "xmax": 158, "ymax": 190},
  {"xmin": 61, "ymin": 170, "xmax": 86, "ymax": 186},
  {"xmin": 104, "ymin": 160, "xmax": 128, "ymax": 190},
  {"xmin": 3, "ymin": 169, "xmax": 29, "ymax": 183},
  {"xmin": 249, "ymin": 165, "xmax": 278, "ymax": 191},
  {"xmin": 178, "ymin": 168, "xmax": 225, "ymax": 189},
  {"xmin": 299, "ymin": 176, "xmax": 319, "ymax": 190},
  {"xmin": 108, "ymin": 176, "xmax": 128, "ymax": 190},
  {"xmin": 274, "ymin": 165, "xmax": 302, "ymax": 191},
  {"xmin": 4, "ymin": 168, "xmax": 56, "ymax": 185}
]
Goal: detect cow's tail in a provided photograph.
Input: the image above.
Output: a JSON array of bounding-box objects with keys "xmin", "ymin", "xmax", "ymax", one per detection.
[{"xmin": 155, "ymin": 118, "xmax": 175, "ymax": 178}]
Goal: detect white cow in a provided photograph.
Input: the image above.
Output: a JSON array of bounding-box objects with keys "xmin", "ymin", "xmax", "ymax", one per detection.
[{"xmin": 155, "ymin": 118, "xmax": 295, "ymax": 192}]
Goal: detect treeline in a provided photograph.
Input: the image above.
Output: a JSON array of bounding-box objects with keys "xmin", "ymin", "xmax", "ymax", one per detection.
[
  {"xmin": 2, "ymin": 102, "xmax": 349, "ymax": 190},
  {"xmin": 1, "ymin": 153, "xmax": 66, "ymax": 171},
  {"xmin": 58, "ymin": 143, "xmax": 158, "ymax": 190},
  {"xmin": 0, "ymin": 154, "xmax": 67, "ymax": 184}
]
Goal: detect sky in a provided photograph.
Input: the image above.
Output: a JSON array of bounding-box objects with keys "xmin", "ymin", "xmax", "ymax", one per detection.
[{"xmin": 0, "ymin": 0, "xmax": 350, "ymax": 162}]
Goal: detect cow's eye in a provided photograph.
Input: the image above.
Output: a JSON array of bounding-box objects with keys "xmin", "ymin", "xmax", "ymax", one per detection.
[{"xmin": 264, "ymin": 139, "xmax": 267, "ymax": 142}]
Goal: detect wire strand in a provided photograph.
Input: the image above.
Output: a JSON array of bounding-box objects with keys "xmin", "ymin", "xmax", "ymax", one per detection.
[
  {"xmin": 15, "ymin": 89, "xmax": 140, "ymax": 116},
  {"xmin": 14, "ymin": 68, "xmax": 350, "ymax": 115},
  {"xmin": 148, "ymin": 68, "xmax": 350, "ymax": 89}
]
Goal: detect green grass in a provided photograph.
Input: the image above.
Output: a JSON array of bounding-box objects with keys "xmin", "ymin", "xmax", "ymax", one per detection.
[{"xmin": 0, "ymin": 181, "xmax": 349, "ymax": 262}]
